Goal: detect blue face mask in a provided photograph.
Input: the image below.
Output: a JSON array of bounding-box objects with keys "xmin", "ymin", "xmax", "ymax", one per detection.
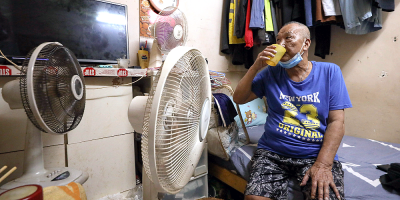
[{"xmin": 279, "ymin": 41, "xmax": 305, "ymax": 69}]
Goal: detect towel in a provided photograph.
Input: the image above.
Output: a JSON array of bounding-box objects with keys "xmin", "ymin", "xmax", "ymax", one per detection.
[
  {"xmin": 43, "ymin": 182, "xmax": 87, "ymax": 200},
  {"xmin": 213, "ymin": 93, "xmax": 238, "ymax": 127}
]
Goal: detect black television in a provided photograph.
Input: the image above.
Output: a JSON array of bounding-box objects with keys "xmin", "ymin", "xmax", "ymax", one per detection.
[{"xmin": 0, "ymin": 0, "xmax": 128, "ymax": 65}]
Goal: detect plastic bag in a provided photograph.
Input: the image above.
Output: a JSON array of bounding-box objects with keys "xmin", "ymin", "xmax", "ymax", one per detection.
[{"xmin": 125, "ymin": 184, "xmax": 143, "ymax": 200}]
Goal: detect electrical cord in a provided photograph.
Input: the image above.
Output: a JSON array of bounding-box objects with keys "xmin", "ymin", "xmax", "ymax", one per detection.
[
  {"xmin": 0, "ymin": 49, "xmax": 21, "ymax": 71},
  {"xmin": 86, "ymin": 74, "xmax": 146, "ymax": 90}
]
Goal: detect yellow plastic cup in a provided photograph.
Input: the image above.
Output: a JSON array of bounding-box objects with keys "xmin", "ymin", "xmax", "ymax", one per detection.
[{"xmin": 265, "ymin": 44, "xmax": 286, "ymax": 66}]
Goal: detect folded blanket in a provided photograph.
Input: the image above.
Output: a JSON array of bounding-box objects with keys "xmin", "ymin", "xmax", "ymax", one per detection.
[
  {"xmin": 213, "ymin": 93, "xmax": 237, "ymax": 127},
  {"xmin": 43, "ymin": 182, "xmax": 87, "ymax": 200}
]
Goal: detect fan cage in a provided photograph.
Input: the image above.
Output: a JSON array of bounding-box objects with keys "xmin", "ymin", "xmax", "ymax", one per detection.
[
  {"xmin": 141, "ymin": 49, "xmax": 208, "ymax": 193},
  {"xmin": 20, "ymin": 43, "xmax": 85, "ymax": 134},
  {"xmin": 154, "ymin": 7, "xmax": 188, "ymax": 54}
]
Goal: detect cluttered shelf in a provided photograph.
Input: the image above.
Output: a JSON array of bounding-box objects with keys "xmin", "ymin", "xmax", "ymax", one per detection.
[
  {"xmin": 0, "ymin": 64, "xmax": 231, "ymax": 87},
  {"xmin": 0, "ymin": 65, "xmax": 150, "ymax": 77}
]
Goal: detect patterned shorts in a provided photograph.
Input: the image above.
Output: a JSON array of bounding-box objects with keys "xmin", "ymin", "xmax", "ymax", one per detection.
[{"xmin": 245, "ymin": 149, "xmax": 345, "ymax": 200}]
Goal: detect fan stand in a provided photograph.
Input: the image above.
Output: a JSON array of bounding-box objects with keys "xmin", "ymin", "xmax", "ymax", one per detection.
[
  {"xmin": 0, "ymin": 121, "xmax": 88, "ymax": 190},
  {"xmin": 142, "ymin": 168, "xmax": 164, "ymax": 200}
]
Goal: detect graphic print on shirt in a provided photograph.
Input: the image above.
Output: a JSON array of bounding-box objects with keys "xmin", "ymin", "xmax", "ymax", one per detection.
[{"xmin": 278, "ymin": 91, "xmax": 323, "ymax": 143}]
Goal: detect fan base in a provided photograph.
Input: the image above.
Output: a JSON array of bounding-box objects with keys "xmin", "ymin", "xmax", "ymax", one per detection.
[{"xmin": 0, "ymin": 167, "xmax": 88, "ymax": 191}]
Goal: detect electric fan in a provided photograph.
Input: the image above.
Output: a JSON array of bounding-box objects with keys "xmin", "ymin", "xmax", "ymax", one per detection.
[
  {"xmin": 148, "ymin": 6, "xmax": 188, "ymax": 68},
  {"xmin": 128, "ymin": 46, "xmax": 211, "ymax": 198},
  {"xmin": 0, "ymin": 42, "xmax": 88, "ymax": 190}
]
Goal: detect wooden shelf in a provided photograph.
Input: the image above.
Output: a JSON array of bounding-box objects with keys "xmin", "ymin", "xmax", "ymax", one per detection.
[
  {"xmin": 0, "ymin": 65, "xmax": 21, "ymax": 76},
  {"xmin": 81, "ymin": 67, "xmax": 146, "ymax": 77}
]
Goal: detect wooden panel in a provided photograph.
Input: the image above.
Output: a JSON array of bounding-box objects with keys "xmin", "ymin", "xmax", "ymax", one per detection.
[{"xmin": 208, "ymin": 162, "xmax": 247, "ymax": 194}]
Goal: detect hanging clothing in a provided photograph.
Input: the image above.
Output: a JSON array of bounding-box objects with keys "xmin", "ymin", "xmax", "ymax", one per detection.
[
  {"xmin": 314, "ymin": 0, "xmax": 342, "ymax": 59},
  {"xmin": 235, "ymin": 0, "xmax": 248, "ymax": 38},
  {"xmin": 322, "ymin": 0, "xmax": 342, "ymax": 16},
  {"xmin": 279, "ymin": 0, "xmax": 306, "ymax": 26},
  {"xmin": 304, "ymin": 0, "xmax": 313, "ymax": 27},
  {"xmin": 374, "ymin": 0, "xmax": 395, "ymax": 12},
  {"xmin": 316, "ymin": 0, "xmax": 340, "ymax": 23},
  {"xmin": 244, "ymin": 0, "xmax": 253, "ymax": 49},
  {"xmin": 220, "ymin": 0, "xmax": 254, "ymax": 67},
  {"xmin": 257, "ymin": 29, "xmax": 271, "ymax": 45},
  {"xmin": 232, "ymin": 44, "xmax": 254, "ymax": 68},
  {"xmin": 221, "ymin": 0, "xmax": 231, "ymax": 54},
  {"xmin": 264, "ymin": 0, "xmax": 274, "ymax": 31},
  {"xmin": 232, "ymin": 44, "xmax": 245, "ymax": 65},
  {"xmin": 314, "ymin": 25, "xmax": 331, "ymax": 59},
  {"xmin": 234, "ymin": 0, "xmax": 241, "ymax": 36},
  {"xmin": 250, "ymin": 0, "xmax": 265, "ymax": 29},
  {"xmin": 339, "ymin": 0, "xmax": 382, "ymax": 35},
  {"xmin": 244, "ymin": 47, "xmax": 254, "ymax": 69},
  {"xmin": 229, "ymin": 0, "xmax": 245, "ymax": 44},
  {"xmin": 270, "ymin": 0, "xmax": 279, "ymax": 36}
]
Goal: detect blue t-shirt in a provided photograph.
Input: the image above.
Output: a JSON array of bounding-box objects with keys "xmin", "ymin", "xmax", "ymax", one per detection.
[{"xmin": 252, "ymin": 61, "xmax": 352, "ymax": 159}]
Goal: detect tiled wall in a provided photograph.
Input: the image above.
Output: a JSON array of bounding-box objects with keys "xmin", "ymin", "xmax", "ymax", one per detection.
[{"xmin": 0, "ymin": 76, "xmax": 140, "ymax": 199}]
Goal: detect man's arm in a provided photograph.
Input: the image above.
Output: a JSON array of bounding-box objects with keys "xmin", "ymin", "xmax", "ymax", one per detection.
[
  {"xmin": 233, "ymin": 45, "xmax": 277, "ymax": 104},
  {"xmin": 300, "ymin": 109, "xmax": 345, "ymax": 200},
  {"xmin": 232, "ymin": 67, "xmax": 259, "ymax": 104}
]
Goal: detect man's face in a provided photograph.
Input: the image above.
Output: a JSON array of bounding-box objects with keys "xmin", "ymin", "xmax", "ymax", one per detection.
[{"xmin": 276, "ymin": 24, "xmax": 305, "ymax": 62}]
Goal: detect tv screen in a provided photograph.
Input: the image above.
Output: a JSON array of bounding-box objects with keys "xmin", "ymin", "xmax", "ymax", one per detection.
[{"xmin": 0, "ymin": 0, "xmax": 128, "ymax": 64}]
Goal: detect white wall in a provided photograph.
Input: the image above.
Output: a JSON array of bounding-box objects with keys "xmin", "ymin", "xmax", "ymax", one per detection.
[{"xmin": 179, "ymin": 1, "xmax": 248, "ymax": 73}]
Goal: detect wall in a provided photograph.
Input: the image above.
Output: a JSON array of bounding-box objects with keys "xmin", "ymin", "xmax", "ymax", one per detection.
[
  {"xmin": 308, "ymin": 1, "xmax": 400, "ymax": 143},
  {"xmin": 177, "ymin": 1, "xmax": 248, "ymax": 91},
  {"xmin": 179, "ymin": 1, "xmax": 248, "ymax": 73}
]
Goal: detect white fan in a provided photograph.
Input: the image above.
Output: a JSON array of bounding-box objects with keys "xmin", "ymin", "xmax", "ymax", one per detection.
[
  {"xmin": 128, "ymin": 46, "xmax": 211, "ymax": 198},
  {"xmin": 148, "ymin": 7, "xmax": 188, "ymax": 68},
  {"xmin": 0, "ymin": 42, "xmax": 88, "ymax": 190}
]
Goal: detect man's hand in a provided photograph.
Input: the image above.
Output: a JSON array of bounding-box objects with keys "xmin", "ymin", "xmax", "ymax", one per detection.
[
  {"xmin": 253, "ymin": 45, "xmax": 278, "ymax": 71},
  {"xmin": 300, "ymin": 161, "xmax": 341, "ymax": 200},
  {"xmin": 234, "ymin": 45, "xmax": 278, "ymax": 104}
]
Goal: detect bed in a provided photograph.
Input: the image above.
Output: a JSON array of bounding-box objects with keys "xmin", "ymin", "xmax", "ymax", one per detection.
[{"xmin": 207, "ymin": 86, "xmax": 400, "ymax": 199}]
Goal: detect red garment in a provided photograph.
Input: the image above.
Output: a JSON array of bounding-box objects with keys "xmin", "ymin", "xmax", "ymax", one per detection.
[{"xmin": 244, "ymin": 0, "xmax": 253, "ymax": 49}]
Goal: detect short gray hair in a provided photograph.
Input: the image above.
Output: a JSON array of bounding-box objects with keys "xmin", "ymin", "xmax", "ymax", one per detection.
[{"xmin": 282, "ymin": 21, "xmax": 310, "ymax": 40}]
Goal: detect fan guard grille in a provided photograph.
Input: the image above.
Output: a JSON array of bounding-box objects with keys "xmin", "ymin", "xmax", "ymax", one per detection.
[
  {"xmin": 20, "ymin": 43, "xmax": 85, "ymax": 134},
  {"xmin": 142, "ymin": 49, "xmax": 209, "ymax": 193},
  {"xmin": 154, "ymin": 7, "xmax": 188, "ymax": 54}
]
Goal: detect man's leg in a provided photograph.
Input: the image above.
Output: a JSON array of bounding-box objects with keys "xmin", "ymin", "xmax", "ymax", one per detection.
[
  {"xmin": 245, "ymin": 195, "xmax": 273, "ymax": 200},
  {"xmin": 244, "ymin": 149, "xmax": 290, "ymax": 200},
  {"xmin": 297, "ymin": 160, "xmax": 345, "ymax": 200}
]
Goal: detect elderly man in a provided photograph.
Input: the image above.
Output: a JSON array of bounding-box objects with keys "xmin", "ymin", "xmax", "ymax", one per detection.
[{"xmin": 233, "ymin": 22, "xmax": 352, "ymax": 200}]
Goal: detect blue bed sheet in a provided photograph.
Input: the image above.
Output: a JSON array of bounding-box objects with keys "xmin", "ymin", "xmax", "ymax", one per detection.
[{"xmin": 230, "ymin": 125, "xmax": 400, "ymax": 199}]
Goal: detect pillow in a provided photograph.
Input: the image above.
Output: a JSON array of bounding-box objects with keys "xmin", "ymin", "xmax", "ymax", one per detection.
[
  {"xmin": 230, "ymin": 97, "xmax": 268, "ymax": 128},
  {"xmin": 206, "ymin": 122, "xmax": 241, "ymax": 161}
]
